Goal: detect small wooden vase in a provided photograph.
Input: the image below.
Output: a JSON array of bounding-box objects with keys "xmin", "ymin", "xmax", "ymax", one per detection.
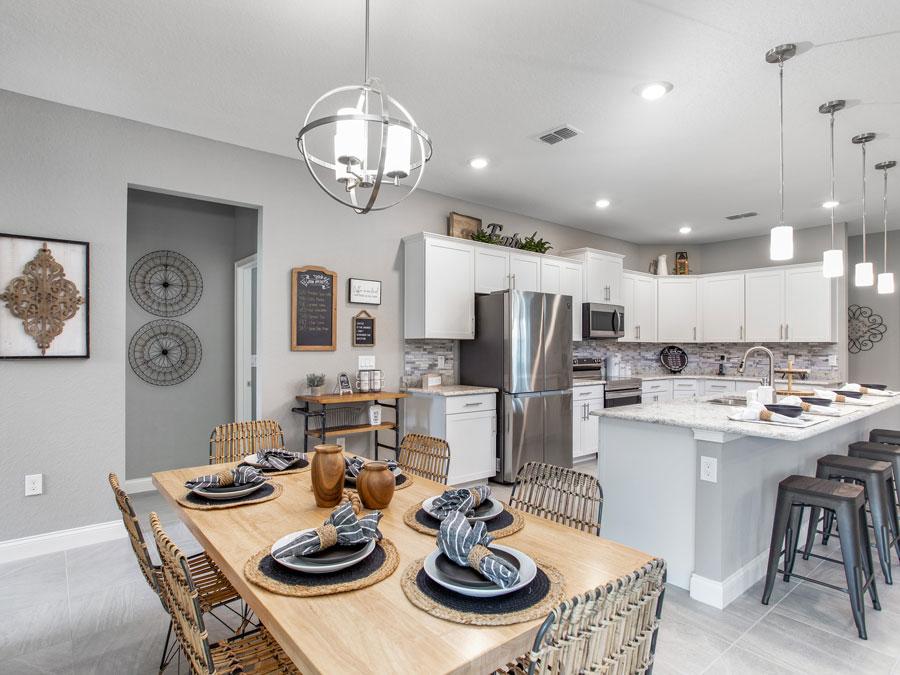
[
  {"xmin": 357, "ymin": 461, "xmax": 395, "ymax": 509},
  {"xmin": 311, "ymin": 444, "xmax": 345, "ymax": 507}
]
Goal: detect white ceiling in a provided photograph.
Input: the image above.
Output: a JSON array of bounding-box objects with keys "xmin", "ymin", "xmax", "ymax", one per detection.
[{"xmin": 2, "ymin": 0, "xmax": 899, "ymax": 243}]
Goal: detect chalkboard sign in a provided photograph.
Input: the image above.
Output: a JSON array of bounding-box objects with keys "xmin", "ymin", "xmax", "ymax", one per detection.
[
  {"xmin": 352, "ymin": 310, "xmax": 376, "ymax": 346},
  {"xmin": 291, "ymin": 266, "xmax": 336, "ymax": 351}
]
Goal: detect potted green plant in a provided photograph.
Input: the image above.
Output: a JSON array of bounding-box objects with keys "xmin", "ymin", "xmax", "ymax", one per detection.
[
  {"xmin": 306, "ymin": 372, "xmax": 326, "ymax": 396},
  {"xmin": 518, "ymin": 231, "xmax": 553, "ymax": 253}
]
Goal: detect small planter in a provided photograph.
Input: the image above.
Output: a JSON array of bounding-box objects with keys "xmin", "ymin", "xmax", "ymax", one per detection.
[{"xmin": 309, "ymin": 385, "xmax": 325, "ymax": 397}]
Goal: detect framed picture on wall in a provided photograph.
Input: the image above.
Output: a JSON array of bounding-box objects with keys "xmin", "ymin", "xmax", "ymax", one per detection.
[
  {"xmin": 348, "ymin": 278, "xmax": 381, "ymax": 305},
  {"xmin": 0, "ymin": 233, "xmax": 90, "ymax": 359},
  {"xmin": 448, "ymin": 211, "xmax": 482, "ymax": 240}
]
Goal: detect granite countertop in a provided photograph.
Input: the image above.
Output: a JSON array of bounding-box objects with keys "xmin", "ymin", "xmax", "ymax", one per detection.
[
  {"xmin": 638, "ymin": 374, "xmax": 841, "ymax": 387},
  {"xmin": 404, "ymin": 385, "xmax": 498, "ymax": 397},
  {"xmin": 591, "ymin": 395, "xmax": 900, "ymax": 441}
]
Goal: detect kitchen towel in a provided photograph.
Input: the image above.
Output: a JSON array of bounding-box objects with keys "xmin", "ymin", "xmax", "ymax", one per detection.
[
  {"xmin": 430, "ymin": 486, "xmax": 492, "ymax": 519},
  {"xmin": 185, "ymin": 465, "xmax": 268, "ymax": 490},
  {"xmin": 437, "ymin": 510, "xmax": 519, "ymax": 588},
  {"xmin": 271, "ymin": 500, "xmax": 382, "ymax": 559}
]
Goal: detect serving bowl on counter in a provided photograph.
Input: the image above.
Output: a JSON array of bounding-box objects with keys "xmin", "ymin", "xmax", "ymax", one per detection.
[
  {"xmin": 833, "ymin": 390, "xmax": 863, "ymax": 399},
  {"xmin": 765, "ymin": 404, "xmax": 803, "ymax": 418},
  {"xmin": 800, "ymin": 397, "xmax": 832, "ymax": 407},
  {"xmin": 861, "ymin": 383, "xmax": 888, "ymax": 390}
]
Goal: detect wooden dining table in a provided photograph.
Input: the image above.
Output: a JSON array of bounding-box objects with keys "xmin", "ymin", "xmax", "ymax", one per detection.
[{"xmin": 153, "ymin": 462, "xmax": 654, "ymax": 674}]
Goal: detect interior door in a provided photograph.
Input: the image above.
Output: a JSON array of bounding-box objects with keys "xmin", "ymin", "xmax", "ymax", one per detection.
[{"xmin": 235, "ymin": 255, "xmax": 257, "ymax": 420}]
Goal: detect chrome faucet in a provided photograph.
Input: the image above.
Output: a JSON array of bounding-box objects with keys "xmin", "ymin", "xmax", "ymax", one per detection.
[{"xmin": 738, "ymin": 346, "xmax": 775, "ymax": 387}]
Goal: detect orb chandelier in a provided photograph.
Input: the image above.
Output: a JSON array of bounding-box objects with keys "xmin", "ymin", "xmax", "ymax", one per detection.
[
  {"xmin": 295, "ymin": 0, "xmax": 433, "ymax": 214},
  {"xmin": 766, "ymin": 44, "xmax": 796, "ymax": 261}
]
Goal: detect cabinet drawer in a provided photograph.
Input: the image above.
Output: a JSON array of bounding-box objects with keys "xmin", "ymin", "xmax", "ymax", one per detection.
[
  {"xmin": 673, "ymin": 379, "xmax": 698, "ymax": 391},
  {"xmin": 703, "ymin": 380, "xmax": 735, "ymax": 394},
  {"xmin": 642, "ymin": 381, "xmax": 671, "ymax": 393},
  {"xmin": 573, "ymin": 385, "xmax": 605, "ymax": 400},
  {"xmin": 445, "ymin": 394, "xmax": 496, "ymax": 415}
]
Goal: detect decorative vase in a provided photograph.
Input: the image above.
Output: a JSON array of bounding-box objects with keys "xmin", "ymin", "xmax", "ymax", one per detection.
[
  {"xmin": 311, "ymin": 444, "xmax": 345, "ymax": 507},
  {"xmin": 357, "ymin": 461, "xmax": 395, "ymax": 509},
  {"xmin": 309, "ymin": 385, "xmax": 324, "ymax": 397}
]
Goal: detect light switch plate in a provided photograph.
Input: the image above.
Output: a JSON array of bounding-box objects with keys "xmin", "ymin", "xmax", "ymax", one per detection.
[
  {"xmin": 358, "ymin": 355, "xmax": 376, "ymax": 370},
  {"xmin": 25, "ymin": 473, "xmax": 43, "ymax": 496},
  {"xmin": 700, "ymin": 456, "xmax": 717, "ymax": 483}
]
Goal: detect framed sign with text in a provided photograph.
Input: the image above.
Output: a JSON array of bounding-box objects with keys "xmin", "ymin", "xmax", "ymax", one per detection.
[
  {"xmin": 347, "ymin": 278, "xmax": 381, "ymax": 305},
  {"xmin": 291, "ymin": 266, "xmax": 336, "ymax": 351},
  {"xmin": 352, "ymin": 310, "xmax": 376, "ymax": 346}
]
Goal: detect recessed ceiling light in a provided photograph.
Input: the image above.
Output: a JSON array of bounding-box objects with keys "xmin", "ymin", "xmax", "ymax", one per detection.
[
  {"xmin": 469, "ymin": 157, "xmax": 489, "ymax": 169},
  {"xmin": 679, "ymin": 226, "xmax": 692, "ymax": 234},
  {"xmin": 822, "ymin": 200, "xmax": 840, "ymax": 209},
  {"xmin": 639, "ymin": 82, "xmax": 674, "ymax": 101},
  {"xmin": 594, "ymin": 199, "xmax": 611, "ymax": 209}
]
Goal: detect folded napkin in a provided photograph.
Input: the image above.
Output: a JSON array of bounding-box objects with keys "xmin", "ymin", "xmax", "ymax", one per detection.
[
  {"xmin": 728, "ymin": 401, "xmax": 805, "ymax": 426},
  {"xmin": 251, "ymin": 449, "xmax": 305, "ymax": 471},
  {"xmin": 437, "ymin": 511, "xmax": 519, "ymax": 588},
  {"xmin": 185, "ymin": 465, "xmax": 268, "ymax": 490},
  {"xmin": 344, "ymin": 456, "xmax": 399, "ymax": 478},
  {"xmin": 271, "ymin": 501, "xmax": 382, "ymax": 560},
  {"xmin": 814, "ymin": 389, "xmax": 846, "ymax": 403},
  {"xmin": 429, "ymin": 486, "xmax": 492, "ymax": 519},
  {"xmin": 841, "ymin": 383, "xmax": 895, "ymax": 397},
  {"xmin": 780, "ymin": 395, "xmax": 839, "ymax": 417}
]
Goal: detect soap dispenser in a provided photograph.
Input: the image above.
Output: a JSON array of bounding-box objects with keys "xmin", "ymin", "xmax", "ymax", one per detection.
[{"xmin": 717, "ymin": 355, "xmax": 726, "ymax": 376}]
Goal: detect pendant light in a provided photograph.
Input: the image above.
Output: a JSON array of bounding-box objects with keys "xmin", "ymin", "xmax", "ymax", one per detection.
[
  {"xmin": 853, "ymin": 133, "xmax": 876, "ymax": 287},
  {"xmin": 295, "ymin": 0, "xmax": 433, "ymax": 214},
  {"xmin": 819, "ymin": 100, "xmax": 845, "ymax": 277},
  {"xmin": 876, "ymin": 160, "xmax": 896, "ymax": 294},
  {"xmin": 766, "ymin": 44, "xmax": 796, "ymax": 261}
]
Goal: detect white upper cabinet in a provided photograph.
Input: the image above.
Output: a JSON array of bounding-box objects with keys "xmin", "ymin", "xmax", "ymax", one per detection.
[
  {"xmin": 744, "ymin": 269, "xmax": 786, "ymax": 342},
  {"xmin": 474, "ymin": 246, "xmax": 510, "ymax": 294},
  {"xmin": 622, "ymin": 272, "xmax": 657, "ymax": 342},
  {"xmin": 403, "ymin": 233, "xmax": 475, "ymax": 339},
  {"xmin": 657, "ymin": 278, "xmax": 698, "ymax": 342},
  {"xmin": 560, "ymin": 261, "xmax": 583, "ymax": 341},
  {"xmin": 561, "ymin": 248, "xmax": 625, "ymax": 305},
  {"xmin": 785, "ymin": 264, "xmax": 834, "ymax": 342},
  {"xmin": 699, "ymin": 274, "xmax": 745, "ymax": 342},
  {"xmin": 621, "ymin": 274, "xmax": 636, "ymax": 341},
  {"xmin": 539, "ymin": 258, "xmax": 562, "ymax": 294},
  {"xmin": 509, "ymin": 252, "xmax": 541, "ymax": 292}
]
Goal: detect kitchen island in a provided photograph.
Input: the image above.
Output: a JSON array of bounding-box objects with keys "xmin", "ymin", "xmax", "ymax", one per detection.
[{"xmin": 592, "ymin": 395, "xmax": 900, "ymax": 608}]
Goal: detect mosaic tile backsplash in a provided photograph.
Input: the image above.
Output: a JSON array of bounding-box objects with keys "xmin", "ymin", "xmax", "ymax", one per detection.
[{"xmin": 403, "ymin": 339, "xmax": 840, "ymax": 385}]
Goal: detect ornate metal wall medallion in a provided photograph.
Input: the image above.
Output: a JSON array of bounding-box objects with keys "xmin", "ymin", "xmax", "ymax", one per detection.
[
  {"xmin": 129, "ymin": 319, "xmax": 202, "ymax": 385},
  {"xmin": 1, "ymin": 241, "xmax": 85, "ymax": 355},
  {"xmin": 848, "ymin": 304, "xmax": 886, "ymax": 353},
  {"xmin": 129, "ymin": 250, "xmax": 202, "ymax": 316}
]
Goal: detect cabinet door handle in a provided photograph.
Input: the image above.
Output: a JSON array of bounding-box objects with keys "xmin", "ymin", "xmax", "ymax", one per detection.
[
  {"xmin": 779, "ymin": 324, "xmax": 783, "ymax": 340},
  {"xmin": 491, "ymin": 416, "xmax": 496, "ymax": 433},
  {"xmin": 463, "ymin": 401, "xmax": 484, "ymax": 407},
  {"xmin": 739, "ymin": 324, "xmax": 743, "ymax": 340},
  {"xmin": 584, "ymin": 403, "xmax": 589, "ymax": 421},
  {"xmin": 785, "ymin": 323, "xmax": 789, "ymax": 340},
  {"xmin": 511, "ymin": 273, "xmax": 516, "ymax": 289},
  {"xmin": 693, "ymin": 326, "xmax": 697, "ymax": 341}
]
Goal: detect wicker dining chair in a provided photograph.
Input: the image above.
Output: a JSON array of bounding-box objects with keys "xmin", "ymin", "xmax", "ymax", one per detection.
[
  {"xmin": 108, "ymin": 474, "xmax": 248, "ymax": 670},
  {"xmin": 509, "ymin": 462, "xmax": 604, "ymax": 536},
  {"xmin": 210, "ymin": 419, "xmax": 286, "ymax": 464},
  {"xmin": 397, "ymin": 433, "xmax": 451, "ymax": 484},
  {"xmin": 499, "ymin": 559, "xmax": 667, "ymax": 675},
  {"xmin": 149, "ymin": 512, "xmax": 300, "ymax": 674}
]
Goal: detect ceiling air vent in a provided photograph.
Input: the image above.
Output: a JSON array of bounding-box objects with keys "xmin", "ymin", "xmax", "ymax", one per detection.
[
  {"xmin": 725, "ymin": 211, "xmax": 759, "ymax": 220},
  {"xmin": 535, "ymin": 124, "xmax": 582, "ymax": 145}
]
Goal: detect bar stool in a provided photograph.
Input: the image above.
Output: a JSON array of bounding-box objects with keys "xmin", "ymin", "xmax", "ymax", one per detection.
[
  {"xmin": 869, "ymin": 428, "xmax": 900, "ymax": 446},
  {"xmin": 763, "ymin": 475, "xmax": 880, "ymax": 639},
  {"xmin": 856, "ymin": 437, "xmax": 900, "ymax": 504},
  {"xmin": 802, "ymin": 454, "xmax": 899, "ymax": 584}
]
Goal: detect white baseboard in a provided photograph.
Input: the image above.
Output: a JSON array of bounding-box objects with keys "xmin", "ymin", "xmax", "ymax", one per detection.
[
  {"xmin": 0, "ymin": 520, "xmax": 127, "ymax": 564},
  {"xmin": 690, "ymin": 549, "xmax": 770, "ymax": 609},
  {"xmin": 124, "ymin": 476, "xmax": 155, "ymax": 493}
]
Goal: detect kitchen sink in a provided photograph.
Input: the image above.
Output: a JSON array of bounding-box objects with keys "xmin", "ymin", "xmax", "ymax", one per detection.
[{"xmin": 708, "ymin": 396, "xmax": 747, "ymax": 407}]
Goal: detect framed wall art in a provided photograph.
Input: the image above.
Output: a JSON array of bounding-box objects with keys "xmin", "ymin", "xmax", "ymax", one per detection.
[
  {"xmin": 348, "ymin": 277, "xmax": 381, "ymax": 305},
  {"xmin": 291, "ymin": 266, "xmax": 336, "ymax": 351},
  {"xmin": 352, "ymin": 310, "xmax": 376, "ymax": 346},
  {"xmin": 448, "ymin": 211, "xmax": 482, "ymax": 240},
  {"xmin": 0, "ymin": 233, "xmax": 90, "ymax": 359}
]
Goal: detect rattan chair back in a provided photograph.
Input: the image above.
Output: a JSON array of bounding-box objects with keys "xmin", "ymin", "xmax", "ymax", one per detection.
[
  {"xmin": 509, "ymin": 462, "xmax": 604, "ymax": 535},
  {"xmin": 209, "ymin": 419, "xmax": 285, "ymax": 464},
  {"xmin": 108, "ymin": 473, "xmax": 161, "ymax": 601},
  {"xmin": 397, "ymin": 433, "xmax": 451, "ymax": 484},
  {"xmin": 150, "ymin": 512, "xmax": 217, "ymax": 674}
]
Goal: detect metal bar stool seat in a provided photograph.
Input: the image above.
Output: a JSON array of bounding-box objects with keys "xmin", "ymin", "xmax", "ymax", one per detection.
[
  {"xmin": 870, "ymin": 428, "xmax": 900, "ymax": 445},
  {"xmin": 762, "ymin": 475, "xmax": 880, "ymax": 639},
  {"xmin": 854, "ymin": 439, "xmax": 900, "ymax": 512},
  {"xmin": 803, "ymin": 454, "xmax": 899, "ymax": 584}
]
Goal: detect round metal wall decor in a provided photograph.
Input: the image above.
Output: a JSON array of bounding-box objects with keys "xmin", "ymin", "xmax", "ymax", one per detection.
[
  {"xmin": 848, "ymin": 304, "xmax": 886, "ymax": 354},
  {"xmin": 129, "ymin": 319, "xmax": 202, "ymax": 386},
  {"xmin": 129, "ymin": 250, "xmax": 202, "ymax": 316}
]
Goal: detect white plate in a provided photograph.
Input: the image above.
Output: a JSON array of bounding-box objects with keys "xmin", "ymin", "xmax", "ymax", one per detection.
[
  {"xmin": 242, "ymin": 452, "xmax": 303, "ymax": 469},
  {"xmin": 270, "ymin": 529, "xmax": 376, "ymax": 574},
  {"xmin": 423, "ymin": 544, "xmax": 537, "ymax": 598},
  {"xmin": 191, "ymin": 482, "xmax": 264, "ymax": 500},
  {"xmin": 422, "ymin": 496, "xmax": 504, "ymax": 522}
]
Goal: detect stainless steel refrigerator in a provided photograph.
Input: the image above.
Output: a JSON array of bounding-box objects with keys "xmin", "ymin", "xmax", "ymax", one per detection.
[{"xmin": 460, "ymin": 290, "xmax": 573, "ymax": 483}]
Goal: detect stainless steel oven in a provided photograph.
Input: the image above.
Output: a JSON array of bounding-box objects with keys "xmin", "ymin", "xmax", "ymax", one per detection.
[
  {"xmin": 582, "ymin": 303, "xmax": 625, "ymax": 339},
  {"xmin": 604, "ymin": 377, "xmax": 642, "ymax": 408}
]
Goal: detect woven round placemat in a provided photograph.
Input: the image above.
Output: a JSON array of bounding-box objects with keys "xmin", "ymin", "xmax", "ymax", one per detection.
[
  {"xmin": 344, "ymin": 472, "xmax": 413, "ymax": 490},
  {"xmin": 403, "ymin": 502, "xmax": 524, "ymax": 538},
  {"xmin": 176, "ymin": 482, "xmax": 283, "ymax": 510},
  {"xmin": 244, "ymin": 539, "xmax": 399, "ymax": 597},
  {"xmin": 401, "ymin": 558, "xmax": 565, "ymax": 626}
]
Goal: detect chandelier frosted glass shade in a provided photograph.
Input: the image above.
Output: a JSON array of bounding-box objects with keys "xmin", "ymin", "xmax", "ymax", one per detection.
[
  {"xmin": 770, "ymin": 225, "xmax": 794, "ymax": 261},
  {"xmin": 878, "ymin": 272, "xmax": 895, "ymax": 294},
  {"xmin": 822, "ymin": 249, "xmax": 844, "ymax": 278},
  {"xmin": 855, "ymin": 261, "xmax": 875, "ymax": 287},
  {"xmin": 297, "ymin": 83, "xmax": 432, "ymax": 214}
]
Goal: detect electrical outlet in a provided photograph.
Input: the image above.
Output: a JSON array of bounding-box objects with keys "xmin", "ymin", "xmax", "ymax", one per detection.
[
  {"xmin": 25, "ymin": 473, "xmax": 43, "ymax": 496},
  {"xmin": 358, "ymin": 355, "xmax": 376, "ymax": 370},
  {"xmin": 437, "ymin": 355, "xmax": 446, "ymax": 369},
  {"xmin": 336, "ymin": 437, "xmax": 346, "ymax": 448},
  {"xmin": 699, "ymin": 457, "xmax": 717, "ymax": 483}
]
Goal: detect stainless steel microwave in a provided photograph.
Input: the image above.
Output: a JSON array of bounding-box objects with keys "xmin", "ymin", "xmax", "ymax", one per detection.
[{"xmin": 582, "ymin": 303, "xmax": 625, "ymax": 339}]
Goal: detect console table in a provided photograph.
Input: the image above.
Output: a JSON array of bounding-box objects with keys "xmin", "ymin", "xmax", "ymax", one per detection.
[{"xmin": 292, "ymin": 391, "xmax": 409, "ymax": 458}]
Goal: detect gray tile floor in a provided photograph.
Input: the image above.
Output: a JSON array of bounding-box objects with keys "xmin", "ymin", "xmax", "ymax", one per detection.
[{"xmin": 3, "ymin": 484, "xmax": 900, "ymax": 673}]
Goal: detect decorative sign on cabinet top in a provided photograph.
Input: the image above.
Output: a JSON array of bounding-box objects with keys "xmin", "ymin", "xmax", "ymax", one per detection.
[{"xmin": 291, "ymin": 266, "xmax": 336, "ymax": 351}]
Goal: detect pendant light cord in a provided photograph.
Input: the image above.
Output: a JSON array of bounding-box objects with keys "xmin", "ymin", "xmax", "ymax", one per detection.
[
  {"xmin": 829, "ymin": 112, "xmax": 836, "ymax": 248},
  {"xmin": 778, "ymin": 61, "xmax": 785, "ymax": 226}
]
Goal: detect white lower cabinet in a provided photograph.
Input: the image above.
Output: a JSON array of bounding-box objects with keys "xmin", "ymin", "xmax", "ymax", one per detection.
[
  {"xmin": 642, "ymin": 380, "xmax": 673, "ymax": 403},
  {"xmin": 404, "ymin": 393, "xmax": 497, "ymax": 485},
  {"xmin": 672, "ymin": 379, "xmax": 698, "ymax": 400},
  {"xmin": 572, "ymin": 385, "xmax": 604, "ymax": 459},
  {"xmin": 701, "ymin": 379, "xmax": 736, "ymax": 396}
]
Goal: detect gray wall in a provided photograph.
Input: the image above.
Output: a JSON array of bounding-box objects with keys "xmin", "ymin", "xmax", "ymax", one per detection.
[
  {"xmin": 848, "ymin": 232, "xmax": 899, "ymax": 387},
  {"xmin": 0, "ymin": 90, "xmax": 639, "ymax": 540},
  {"xmin": 697, "ymin": 224, "xmax": 843, "ymax": 274},
  {"xmin": 125, "ymin": 190, "xmax": 256, "ymax": 478}
]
